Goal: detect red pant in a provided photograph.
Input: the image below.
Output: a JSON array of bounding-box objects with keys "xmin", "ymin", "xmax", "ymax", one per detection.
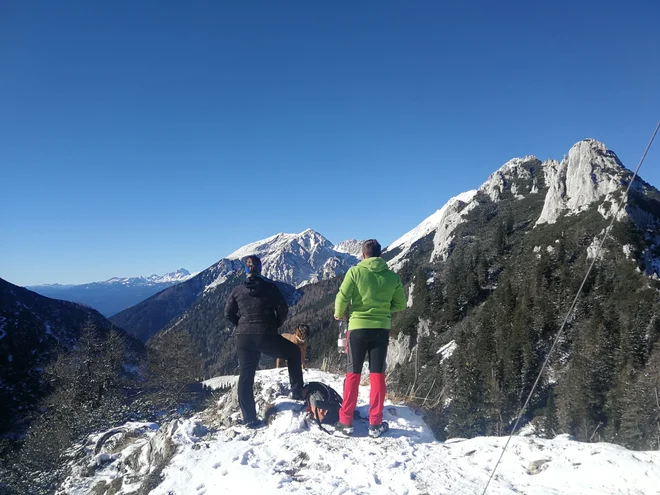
[{"xmin": 339, "ymin": 329, "xmax": 389, "ymax": 426}]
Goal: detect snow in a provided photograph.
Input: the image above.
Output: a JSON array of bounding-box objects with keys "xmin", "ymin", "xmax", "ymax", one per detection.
[
  {"xmin": 530, "ymin": 180, "xmax": 539, "ymax": 194},
  {"xmin": 0, "ymin": 316, "xmax": 6, "ymax": 340},
  {"xmin": 105, "ymin": 268, "xmax": 195, "ymax": 285},
  {"xmin": 333, "ymin": 239, "xmax": 365, "ymax": 259},
  {"xmin": 586, "ymin": 233, "xmax": 608, "ymax": 260},
  {"xmin": 437, "ymin": 340, "xmax": 456, "ymax": 362},
  {"xmin": 203, "ymin": 375, "xmax": 239, "ymax": 390},
  {"xmin": 35, "ymin": 269, "xmax": 196, "ymax": 289},
  {"xmin": 407, "ymin": 283, "xmax": 414, "ymax": 308},
  {"xmin": 387, "ymin": 190, "xmax": 478, "ymax": 271},
  {"xmin": 204, "ymin": 274, "xmax": 228, "ymax": 293},
  {"xmin": 201, "ymin": 259, "xmax": 242, "ymax": 293},
  {"xmin": 622, "ymin": 244, "xmax": 634, "ymax": 260},
  {"xmin": 536, "ymin": 140, "xmax": 628, "ymax": 226},
  {"xmin": 60, "ymin": 368, "xmax": 660, "ymax": 495}
]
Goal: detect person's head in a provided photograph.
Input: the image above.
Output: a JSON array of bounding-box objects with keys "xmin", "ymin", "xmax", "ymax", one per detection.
[
  {"xmin": 243, "ymin": 255, "xmax": 262, "ymax": 277},
  {"xmin": 362, "ymin": 239, "xmax": 382, "ymax": 259}
]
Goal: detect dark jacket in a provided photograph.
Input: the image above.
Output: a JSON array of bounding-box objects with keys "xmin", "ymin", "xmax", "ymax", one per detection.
[{"xmin": 224, "ymin": 276, "xmax": 288, "ymax": 335}]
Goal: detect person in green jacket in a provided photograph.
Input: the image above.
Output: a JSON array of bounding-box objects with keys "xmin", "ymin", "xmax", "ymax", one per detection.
[{"xmin": 334, "ymin": 239, "xmax": 407, "ymax": 438}]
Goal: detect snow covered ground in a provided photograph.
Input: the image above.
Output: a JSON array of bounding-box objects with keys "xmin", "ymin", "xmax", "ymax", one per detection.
[{"xmin": 60, "ymin": 369, "xmax": 660, "ymax": 495}]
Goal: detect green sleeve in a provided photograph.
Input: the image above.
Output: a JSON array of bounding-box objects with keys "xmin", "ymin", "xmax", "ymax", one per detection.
[
  {"xmin": 334, "ymin": 268, "xmax": 355, "ymax": 318},
  {"xmin": 390, "ymin": 277, "xmax": 407, "ymax": 313}
]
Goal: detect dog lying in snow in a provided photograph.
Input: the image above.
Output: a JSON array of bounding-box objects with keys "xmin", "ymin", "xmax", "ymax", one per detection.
[{"xmin": 277, "ymin": 324, "xmax": 310, "ymax": 370}]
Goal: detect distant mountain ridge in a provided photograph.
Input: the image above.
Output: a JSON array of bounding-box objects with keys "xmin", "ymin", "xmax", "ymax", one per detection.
[{"xmin": 27, "ymin": 269, "xmax": 195, "ymax": 317}]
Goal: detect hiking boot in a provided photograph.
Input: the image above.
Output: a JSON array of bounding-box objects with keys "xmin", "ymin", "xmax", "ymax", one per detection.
[
  {"xmin": 243, "ymin": 419, "xmax": 266, "ymax": 429},
  {"xmin": 369, "ymin": 421, "xmax": 389, "ymax": 438},
  {"xmin": 333, "ymin": 422, "xmax": 354, "ymax": 437},
  {"xmin": 289, "ymin": 385, "xmax": 304, "ymax": 401}
]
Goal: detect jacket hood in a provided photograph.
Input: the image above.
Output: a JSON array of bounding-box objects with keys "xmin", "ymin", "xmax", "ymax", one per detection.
[
  {"xmin": 358, "ymin": 257, "xmax": 389, "ymax": 272},
  {"xmin": 244, "ymin": 276, "xmax": 270, "ymax": 297}
]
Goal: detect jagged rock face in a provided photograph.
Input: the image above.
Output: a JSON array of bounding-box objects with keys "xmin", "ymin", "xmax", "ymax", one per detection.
[
  {"xmin": 479, "ymin": 156, "xmax": 538, "ymax": 202},
  {"xmin": 536, "ymin": 139, "xmax": 627, "ymax": 225}
]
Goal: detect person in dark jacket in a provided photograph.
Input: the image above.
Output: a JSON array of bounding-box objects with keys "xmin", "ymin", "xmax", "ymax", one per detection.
[{"xmin": 224, "ymin": 255, "xmax": 304, "ymax": 428}]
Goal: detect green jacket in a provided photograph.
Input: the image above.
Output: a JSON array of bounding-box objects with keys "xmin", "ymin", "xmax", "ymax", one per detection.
[{"xmin": 334, "ymin": 257, "xmax": 407, "ymax": 330}]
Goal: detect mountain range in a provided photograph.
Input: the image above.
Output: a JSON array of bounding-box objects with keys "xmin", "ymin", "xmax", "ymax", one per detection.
[
  {"xmin": 27, "ymin": 269, "xmax": 195, "ymax": 317},
  {"xmin": 4, "ymin": 138, "xmax": 660, "ymax": 489},
  {"xmin": 109, "ymin": 230, "xmax": 362, "ymax": 343}
]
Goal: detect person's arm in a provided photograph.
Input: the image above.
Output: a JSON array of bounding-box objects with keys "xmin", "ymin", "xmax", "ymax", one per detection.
[
  {"xmin": 273, "ymin": 285, "xmax": 289, "ymax": 328},
  {"xmin": 224, "ymin": 291, "xmax": 240, "ymax": 326},
  {"xmin": 390, "ymin": 277, "xmax": 407, "ymax": 313},
  {"xmin": 334, "ymin": 268, "xmax": 355, "ymax": 319}
]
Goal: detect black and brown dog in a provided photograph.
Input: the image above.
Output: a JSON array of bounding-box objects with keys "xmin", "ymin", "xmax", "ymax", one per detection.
[{"xmin": 277, "ymin": 324, "xmax": 310, "ymax": 370}]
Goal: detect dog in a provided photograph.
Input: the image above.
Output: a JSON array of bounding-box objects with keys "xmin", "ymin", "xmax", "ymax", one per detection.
[{"xmin": 277, "ymin": 324, "xmax": 310, "ymax": 370}]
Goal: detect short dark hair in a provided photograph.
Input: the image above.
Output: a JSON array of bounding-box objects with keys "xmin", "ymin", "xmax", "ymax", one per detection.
[{"xmin": 362, "ymin": 239, "xmax": 382, "ymax": 258}]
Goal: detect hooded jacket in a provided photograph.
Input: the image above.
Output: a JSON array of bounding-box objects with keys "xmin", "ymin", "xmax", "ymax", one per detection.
[
  {"xmin": 334, "ymin": 257, "xmax": 407, "ymax": 330},
  {"xmin": 225, "ymin": 276, "xmax": 288, "ymax": 335}
]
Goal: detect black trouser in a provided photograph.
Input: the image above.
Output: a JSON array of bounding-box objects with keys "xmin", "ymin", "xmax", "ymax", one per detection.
[
  {"xmin": 236, "ymin": 333, "xmax": 304, "ymax": 422},
  {"xmin": 346, "ymin": 329, "xmax": 389, "ymax": 373}
]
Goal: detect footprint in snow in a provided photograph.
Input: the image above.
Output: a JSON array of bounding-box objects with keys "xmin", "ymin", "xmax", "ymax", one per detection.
[
  {"xmin": 241, "ymin": 448, "xmax": 256, "ymax": 465},
  {"xmin": 212, "ymin": 462, "xmax": 221, "ymax": 469}
]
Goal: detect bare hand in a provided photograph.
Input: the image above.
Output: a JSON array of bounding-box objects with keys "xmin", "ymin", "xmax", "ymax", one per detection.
[{"xmin": 334, "ymin": 316, "xmax": 346, "ymax": 320}]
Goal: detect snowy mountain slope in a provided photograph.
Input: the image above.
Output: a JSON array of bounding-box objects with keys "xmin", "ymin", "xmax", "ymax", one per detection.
[
  {"xmin": 386, "ymin": 190, "xmax": 478, "ymax": 271},
  {"xmin": 333, "ymin": 239, "xmax": 365, "ymax": 259},
  {"xmin": 224, "ymin": 229, "xmax": 359, "ymax": 288},
  {"xmin": 28, "ymin": 269, "xmax": 195, "ymax": 317},
  {"xmin": 59, "ymin": 369, "xmax": 660, "ymax": 495}
]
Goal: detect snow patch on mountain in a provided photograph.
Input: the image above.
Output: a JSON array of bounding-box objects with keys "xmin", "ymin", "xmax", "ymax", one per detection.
[
  {"xmin": 333, "ymin": 239, "xmax": 364, "ymax": 259},
  {"xmin": 536, "ymin": 139, "xmax": 628, "ymax": 226},
  {"xmin": 60, "ymin": 369, "xmax": 660, "ymax": 495},
  {"xmin": 32, "ymin": 269, "xmax": 195, "ymax": 289},
  {"xmin": 106, "ymin": 268, "xmax": 195, "ymax": 286},
  {"xmin": 202, "ymin": 259, "xmax": 242, "ymax": 293},
  {"xmin": 387, "ymin": 190, "xmax": 478, "ymax": 271},
  {"xmin": 437, "ymin": 340, "xmax": 456, "ymax": 362},
  {"xmin": 224, "ymin": 229, "xmax": 358, "ymax": 288}
]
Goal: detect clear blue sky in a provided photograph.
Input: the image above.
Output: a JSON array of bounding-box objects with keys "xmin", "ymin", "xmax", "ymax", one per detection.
[{"xmin": 1, "ymin": 1, "xmax": 659, "ymax": 286}]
